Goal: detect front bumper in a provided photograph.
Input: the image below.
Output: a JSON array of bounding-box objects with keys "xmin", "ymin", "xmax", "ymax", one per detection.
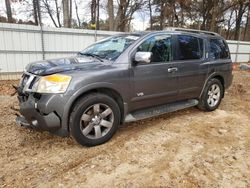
[
  {"xmin": 17, "ymin": 93, "xmax": 69, "ymax": 136},
  {"xmin": 17, "ymin": 94, "xmax": 61, "ymax": 130}
]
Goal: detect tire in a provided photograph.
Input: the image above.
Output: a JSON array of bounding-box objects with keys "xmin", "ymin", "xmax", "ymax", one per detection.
[
  {"xmin": 198, "ymin": 78, "xmax": 224, "ymax": 111},
  {"xmin": 69, "ymin": 93, "xmax": 121, "ymax": 147}
]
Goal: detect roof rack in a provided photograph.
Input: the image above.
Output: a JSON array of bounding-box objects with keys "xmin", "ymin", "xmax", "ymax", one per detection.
[{"xmin": 164, "ymin": 27, "xmax": 220, "ymax": 36}]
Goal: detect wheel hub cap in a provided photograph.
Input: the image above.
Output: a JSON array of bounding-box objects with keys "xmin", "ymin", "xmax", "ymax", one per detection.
[
  {"xmin": 207, "ymin": 83, "xmax": 221, "ymax": 107},
  {"xmin": 92, "ymin": 115, "xmax": 101, "ymax": 125}
]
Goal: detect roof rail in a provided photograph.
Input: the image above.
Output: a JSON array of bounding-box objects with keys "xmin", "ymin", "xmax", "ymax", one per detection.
[{"xmin": 164, "ymin": 27, "xmax": 220, "ymax": 36}]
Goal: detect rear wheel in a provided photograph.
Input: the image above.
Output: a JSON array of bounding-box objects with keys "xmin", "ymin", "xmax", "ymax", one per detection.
[
  {"xmin": 70, "ymin": 93, "xmax": 120, "ymax": 147},
  {"xmin": 198, "ymin": 78, "xmax": 224, "ymax": 111}
]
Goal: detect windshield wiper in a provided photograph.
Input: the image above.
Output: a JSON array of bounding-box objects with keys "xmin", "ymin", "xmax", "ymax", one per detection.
[{"xmin": 78, "ymin": 52, "xmax": 103, "ymax": 62}]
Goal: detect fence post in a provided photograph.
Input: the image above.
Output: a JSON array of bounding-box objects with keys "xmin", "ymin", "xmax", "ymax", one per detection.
[
  {"xmin": 37, "ymin": 0, "xmax": 45, "ymax": 60},
  {"xmin": 40, "ymin": 27, "xmax": 45, "ymax": 60},
  {"xmin": 235, "ymin": 28, "xmax": 242, "ymax": 63}
]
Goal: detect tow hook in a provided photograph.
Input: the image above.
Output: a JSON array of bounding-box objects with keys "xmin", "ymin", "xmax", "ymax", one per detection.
[{"xmin": 16, "ymin": 116, "xmax": 30, "ymax": 127}]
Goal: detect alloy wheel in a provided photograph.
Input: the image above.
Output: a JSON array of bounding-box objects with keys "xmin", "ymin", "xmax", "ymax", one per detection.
[{"xmin": 80, "ymin": 103, "xmax": 114, "ymax": 139}]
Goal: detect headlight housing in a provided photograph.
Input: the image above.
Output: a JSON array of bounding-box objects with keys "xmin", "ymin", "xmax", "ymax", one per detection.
[{"xmin": 33, "ymin": 74, "xmax": 72, "ymax": 94}]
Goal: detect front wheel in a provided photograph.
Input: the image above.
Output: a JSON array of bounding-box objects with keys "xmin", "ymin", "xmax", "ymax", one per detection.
[
  {"xmin": 69, "ymin": 93, "xmax": 121, "ymax": 147},
  {"xmin": 198, "ymin": 78, "xmax": 224, "ymax": 111}
]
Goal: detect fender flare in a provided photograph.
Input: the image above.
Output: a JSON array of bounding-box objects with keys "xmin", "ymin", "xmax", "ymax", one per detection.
[{"xmin": 199, "ymin": 72, "xmax": 225, "ymax": 98}]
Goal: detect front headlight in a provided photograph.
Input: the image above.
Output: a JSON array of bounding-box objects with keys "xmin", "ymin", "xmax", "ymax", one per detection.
[{"xmin": 34, "ymin": 74, "xmax": 72, "ymax": 94}]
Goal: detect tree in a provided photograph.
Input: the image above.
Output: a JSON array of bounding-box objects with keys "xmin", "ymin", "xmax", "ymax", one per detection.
[
  {"xmin": 234, "ymin": 0, "xmax": 249, "ymax": 40},
  {"xmin": 62, "ymin": 0, "xmax": 71, "ymax": 28},
  {"xmin": 243, "ymin": 3, "xmax": 250, "ymax": 40},
  {"xmin": 96, "ymin": 0, "xmax": 100, "ymax": 30},
  {"xmin": 32, "ymin": 0, "xmax": 38, "ymax": 25},
  {"xmin": 74, "ymin": 0, "xmax": 81, "ymax": 27},
  {"xmin": 113, "ymin": 0, "xmax": 145, "ymax": 31},
  {"xmin": 108, "ymin": 0, "xmax": 114, "ymax": 30},
  {"xmin": 148, "ymin": 0, "xmax": 153, "ymax": 30},
  {"xmin": 42, "ymin": 0, "xmax": 59, "ymax": 27},
  {"xmin": 5, "ymin": 0, "xmax": 13, "ymax": 23},
  {"xmin": 55, "ymin": 0, "xmax": 62, "ymax": 27},
  {"xmin": 90, "ymin": 0, "xmax": 96, "ymax": 26}
]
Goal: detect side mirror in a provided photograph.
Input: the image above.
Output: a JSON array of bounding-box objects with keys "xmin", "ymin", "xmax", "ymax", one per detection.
[{"xmin": 134, "ymin": 52, "xmax": 152, "ymax": 64}]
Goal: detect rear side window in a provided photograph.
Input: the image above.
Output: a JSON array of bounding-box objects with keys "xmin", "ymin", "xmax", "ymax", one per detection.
[
  {"xmin": 175, "ymin": 35, "xmax": 203, "ymax": 60},
  {"xmin": 210, "ymin": 39, "xmax": 230, "ymax": 59}
]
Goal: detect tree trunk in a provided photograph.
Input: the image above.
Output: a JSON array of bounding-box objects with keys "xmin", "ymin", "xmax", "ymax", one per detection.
[
  {"xmin": 118, "ymin": 0, "xmax": 127, "ymax": 31},
  {"xmin": 32, "ymin": 0, "xmax": 38, "ymax": 25},
  {"xmin": 5, "ymin": 0, "xmax": 12, "ymax": 23},
  {"xmin": 108, "ymin": 0, "xmax": 114, "ymax": 30},
  {"xmin": 74, "ymin": 0, "xmax": 81, "ymax": 27},
  {"xmin": 62, "ymin": 0, "xmax": 71, "ymax": 28},
  {"xmin": 180, "ymin": 2, "xmax": 184, "ymax": 27},
  {"xmin": 243, "ymin": 4, "xmax": 250, "ymax": 41},
  {"xmin": 96, "ymin": 0, "xmax": 100, "ymax": 30},
  {"xmin": 159, "ymin": 1, "xmax": 165, "ymax": 29},
  {"xmin": 69, "ymin": 0, "xmax": 72, "ymax": 27},
  {"xmin": 114, "ymin": 0, "xmax": 126, "ymax": 31},
  {"xmin": 210, "ymin": 0, "xmax": 219, "ymax": 32},
  {"xmin": 234, "ymin": 2, "xmax": 244, "ymax": 40},
  {"xmin": 148, "ymin": 0, "xmax": 153, "ymax": 30},
  {"xmin": 226, "ymin": 10, "xmax": 234, "ymax": 39},
  {"xmin": 55, "ymin": 0, "xmax": 61, "ymax": 27},
  {"xmin": 91, "ymin": 0, "xmax": 96, "ymax": 25}
]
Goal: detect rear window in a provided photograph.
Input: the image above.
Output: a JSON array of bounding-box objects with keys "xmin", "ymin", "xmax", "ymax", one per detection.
[
  {"xmin": 174, "ymin": 35, "xmax": 203, "ymax": 60},
  {"xmin": 210, "ymin": 39, "xmax": 230, "ymax": 59}
]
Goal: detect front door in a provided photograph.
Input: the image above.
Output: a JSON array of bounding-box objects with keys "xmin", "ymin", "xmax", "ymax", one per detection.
[{"xmin": 131, "ymin": 34, "xmax": 179, "ymax": 110}]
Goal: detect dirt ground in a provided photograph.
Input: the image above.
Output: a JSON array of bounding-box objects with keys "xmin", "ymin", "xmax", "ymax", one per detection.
[{"xmin": 0, "ymin": 70, "xmax": 249, "ymax": 188}]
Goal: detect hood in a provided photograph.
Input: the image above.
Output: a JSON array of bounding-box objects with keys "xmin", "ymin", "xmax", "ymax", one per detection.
[{"xmin": 25, "ymin": 56, "xmax": 107, "ymax": 76}]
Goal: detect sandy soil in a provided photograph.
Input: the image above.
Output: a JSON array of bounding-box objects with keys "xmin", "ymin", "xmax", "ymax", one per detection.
[{"xmin": 0, "ymin": 71, "xmax": 249, "ymax": 188}]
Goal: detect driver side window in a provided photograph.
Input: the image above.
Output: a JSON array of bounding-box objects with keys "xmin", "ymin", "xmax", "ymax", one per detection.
[{"xmin": 137, "ymin": 35, "xmax": 172, "ymax": 63}]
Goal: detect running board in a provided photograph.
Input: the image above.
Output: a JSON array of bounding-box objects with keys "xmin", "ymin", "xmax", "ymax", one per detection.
[{"xmin": 125, "ymin": 99, "xmax": 199, "ymax": 122}]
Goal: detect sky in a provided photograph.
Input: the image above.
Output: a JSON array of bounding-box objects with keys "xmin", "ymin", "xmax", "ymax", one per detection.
[{"xmin": 0, "ymin": 0, "xmax": 149, "ymax": 31}]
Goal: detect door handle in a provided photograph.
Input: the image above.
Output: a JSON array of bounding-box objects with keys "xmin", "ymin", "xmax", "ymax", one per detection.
[{"xmin": 168, "ymin": 67, "xmax": 178, "ymax": 73}]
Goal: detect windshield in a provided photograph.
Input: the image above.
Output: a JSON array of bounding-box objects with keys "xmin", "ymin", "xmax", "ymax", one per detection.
[{"xmin": 79, "ymin": 35, "xmax": 140, "ymax": 61}]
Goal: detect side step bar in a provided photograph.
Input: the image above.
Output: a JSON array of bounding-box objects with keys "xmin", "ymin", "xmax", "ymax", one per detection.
[{"xmin": 125, "ymin": 99, "xmax": 199, "ymax": 123}]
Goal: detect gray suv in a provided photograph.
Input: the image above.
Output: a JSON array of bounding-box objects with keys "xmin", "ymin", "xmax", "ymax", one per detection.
[{"xmin": 16, "ymin": 28, "xmax": 233, "ymax": 146}]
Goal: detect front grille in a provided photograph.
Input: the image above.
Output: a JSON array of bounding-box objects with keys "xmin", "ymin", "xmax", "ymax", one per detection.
[
  {"xmin": 19, "ymin": 72, "xmax": 37, "ymax": 93},
  {"xmin": 28, "ymin": 77, "xmax": 37, "ymax": 89},
  {"xmin": 20, "ymin": 74, "xmax": 30, "ymax": 89}
]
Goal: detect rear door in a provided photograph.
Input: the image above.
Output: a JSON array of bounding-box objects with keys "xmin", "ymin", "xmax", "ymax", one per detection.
[
  {"xmin": 131, "ymin": 34, "xmax": 179, "ymax": 110},
  {"xmin": 173, "ymin": 34, "xmax": 209, "ymax": 100}
]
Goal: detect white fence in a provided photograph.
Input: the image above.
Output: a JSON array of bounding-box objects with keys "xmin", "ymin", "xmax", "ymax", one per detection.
[{"xmin": 0, "ymin": 22, "xmax": 249, "ymax": 80}]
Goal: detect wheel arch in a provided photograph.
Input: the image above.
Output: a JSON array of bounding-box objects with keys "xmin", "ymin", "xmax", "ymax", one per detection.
[
  {"xmin": 200, "ymin": 73, "xmax": 225, "ymax": 98},
  {"xmin": 62, "ymin": 84, "xmax": 125, "ymax": 132}
]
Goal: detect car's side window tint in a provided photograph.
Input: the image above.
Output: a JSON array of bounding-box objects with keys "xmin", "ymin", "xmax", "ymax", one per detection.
[
  {"xmin": 175, "ymin": 35, "xmax": 202, "ymax": 60},
  {"xmin": 137, "ymin": 35, "xmax": 172, "ymax": 63},
  {"xmin": 210, "ymin": 39, "xmax": 229, "ymax": 60}
]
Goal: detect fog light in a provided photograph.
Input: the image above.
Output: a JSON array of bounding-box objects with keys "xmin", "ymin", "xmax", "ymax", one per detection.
[{"xmin": 32, "ymin": 120, "xmax": 38, "ymax": 127}]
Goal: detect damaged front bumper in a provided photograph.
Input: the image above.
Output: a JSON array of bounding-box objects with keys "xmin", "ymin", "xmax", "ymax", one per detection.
[{"xmin": 16, "ymin": 92, "xmax": 69, "ymax": 137}]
